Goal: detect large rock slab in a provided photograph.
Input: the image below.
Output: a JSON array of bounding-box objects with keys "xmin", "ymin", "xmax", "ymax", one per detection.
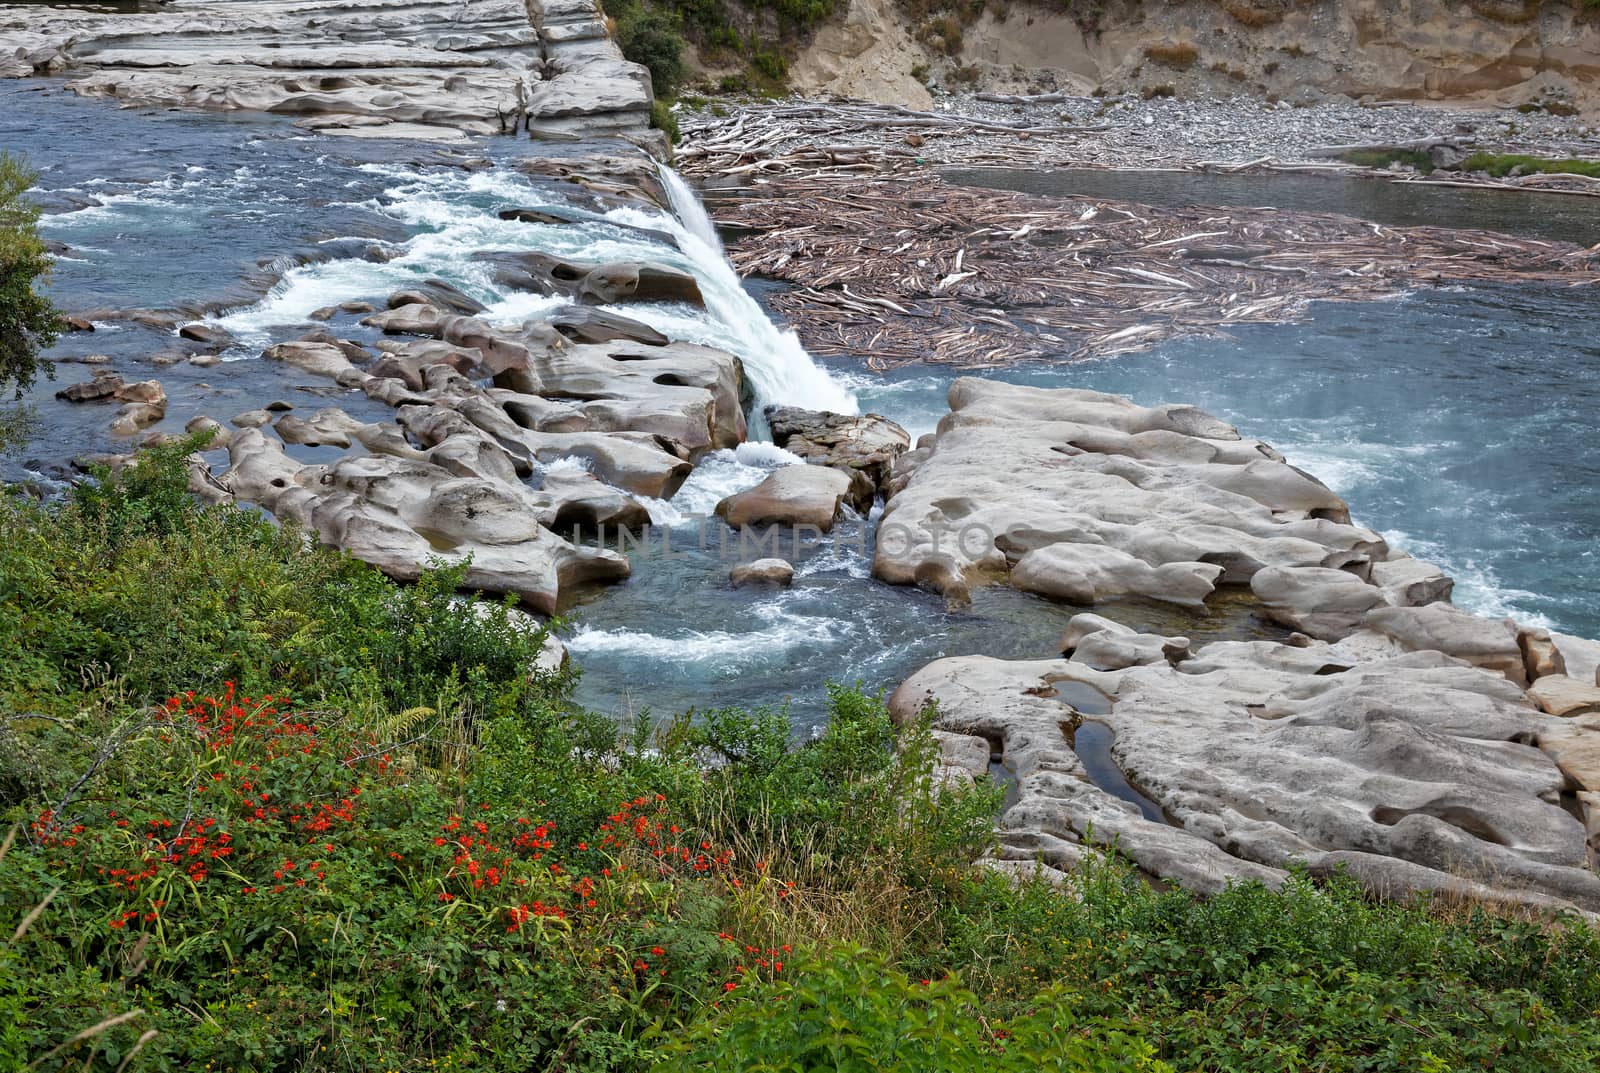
[
  {"xmin": 893, "ymin": 635, "xmax": 1600, "ymax": 914},
  {"xmin": 766, "ymin": 405, "xmax": 911, "ymax": 509},
  {"xmin": 0, "ymin": 0, "xmax": 654, "ymax": 142},
  {"xmin": 874, "ymin": 377, "xmax": 1394, "ymax": 612}
]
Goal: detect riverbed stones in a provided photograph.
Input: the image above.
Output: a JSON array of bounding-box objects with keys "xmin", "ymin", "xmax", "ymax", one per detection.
[
  {"xmin": 729, "ymin": 558, "xmax": 796, "ymax": 588},
  {"xmin": 1251, "ymin": 565, "xmax": 1386, "ymax": 640},
  {"xmin": 222, "ymin": 428, "xmax": 630, "ymax": 613},
  {"xmin": 717, "ymin": 465, "xmax": 853, "ymax": 533},
  {"xmin": 474, "ymin": 251, "xmax": 705, "ymax": 308},
  {"xmin": 765, "ymin": 406, "xmax": 911, "ymax": 508}
]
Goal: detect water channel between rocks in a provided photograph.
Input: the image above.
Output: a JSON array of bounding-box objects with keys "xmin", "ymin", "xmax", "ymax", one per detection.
[{"xmin": 8, "ymin": 82, "xmax": 1600, "ymax": 731}]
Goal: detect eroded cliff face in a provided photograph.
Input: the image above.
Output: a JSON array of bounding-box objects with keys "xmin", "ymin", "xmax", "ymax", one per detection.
[{"xmin": 791, "ymin": 0, "xmax": 1600, "ymax": 115}]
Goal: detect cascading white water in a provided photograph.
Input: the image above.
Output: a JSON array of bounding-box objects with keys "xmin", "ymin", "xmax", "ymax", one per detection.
[
  {"xmin": 657, "ymin": 164, "xmax": 725, "ymax": 254},
  {"xmin": 649, "ymin": 163, "xmax": 858, "ymax": 429}
]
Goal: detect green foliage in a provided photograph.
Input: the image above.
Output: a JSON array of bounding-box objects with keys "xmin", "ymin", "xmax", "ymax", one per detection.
[
  {"xmin": 0, "ymin": 150, "xmax": 62, "ymax": 397},
  {"xmin": 651, "ymin": 98, "xmax": 682, "ymax": 142},
  {"xmin": 0, "ymin": 433, "xmax": 558, "ymax": 725},
  {"xmin": 1461, "ymin": 152, "xmax": 1600, "ymax": 179},
  {"xmin": 613, "ymin": 1, "xmax": 689, "ymax": 98},
  {"xmin": 1341, "ymin": 147, "xmax": 1438, "ymax": 173},
  {"xmin": 658, "ymin": 946, "xmax": 1171, "ymax": 1072}
]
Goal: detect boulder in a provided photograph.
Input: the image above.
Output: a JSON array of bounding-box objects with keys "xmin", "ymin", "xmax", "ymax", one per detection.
[
  {"xmin": 1527, "ymin": 675, "xmax": 1600, "ymax": 717},
  {"xmin": 716, "ymin": 465, "xmax": 853, "ymax": 533},
  {"xmin": 766, "ymin": 406, "xmax": 910, "ymax": 508},
  {"xmin": 729, "ymin": 558, "xmax": 796, "ymax": 588},
  {"xmin": 1366, "ymin": 604, "xmax": 1528, "ymax": 687},
  {"xmin": 1519, "ymin": 626, "xmax": 1568, "ymax": 681},
  {"xmin": 1251, "ymin": 565, "xmax": 1386, "ymax": 641},
  {"xmin": 178, "ymin": 322, "xmax": 234, "ymax": 348}
]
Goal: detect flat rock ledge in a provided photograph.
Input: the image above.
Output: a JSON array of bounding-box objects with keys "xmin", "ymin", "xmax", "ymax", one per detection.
[
  {"xmin": 0, "ymin": 0, "xmax": 654, "ymax": 142},
  {"xmin": 884, "ymin": 378, "xmax": 1600, "ymax": 913},
  {"xmin": 893, "ymin": 626, "xmax": 1600, "ymax": 916},
  {"xmin": 875, "ymin": 377, "xmax": 1410, "ymax": 613}
]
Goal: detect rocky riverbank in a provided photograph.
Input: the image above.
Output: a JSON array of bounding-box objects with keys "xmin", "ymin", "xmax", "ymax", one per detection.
[{"xmin": 0, "ymin": 0, "xmax": 655, "ymax": 144}]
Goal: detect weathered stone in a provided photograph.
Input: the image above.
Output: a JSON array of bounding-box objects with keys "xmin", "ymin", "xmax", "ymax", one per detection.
[
  {"xmin": 717, "ymin": 465, "xmax": 853, "ymax": 533},
  {"xmin": 1528, "ymin": 675, "xmax": 1600, "ymax": 717},
  {"xmin": 875, "ymin": 378, "xmax": 1384, "ymax": 609},
  {"xmin": 178, "ymin": 321, "xmax": 234, "ymax": 348},
  {"xmin": 729, "ymin": 558, "xmax": 796, "ymax": 587},
  {"xmin": 1366, "ymin": 603, "xmax": 1527, "ymax": 686},
  {"xmin": 766, "ymin": 406, "xmax": 910, "ymax": 508},
  {"xmin": 1251, "ymin": 565, "xmax": 1386, "ymax": 641},
  {"xmin": 1520, "ymin": 626, "xmax": 1568, "ymax": 681}
]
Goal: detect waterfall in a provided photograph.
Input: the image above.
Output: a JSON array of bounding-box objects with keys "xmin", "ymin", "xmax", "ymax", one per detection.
[
  {"xmin": 651, "ymin": 163, "xmax": 857, "ymax": 433},
  {"xmin": 657, "ymin": 164, "xmax": 725, "ymax": 254}
]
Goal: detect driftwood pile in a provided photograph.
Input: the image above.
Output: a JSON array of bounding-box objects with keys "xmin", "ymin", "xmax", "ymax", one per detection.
[{"xmin": 708, "ymin": 173, "xmax": 1600, "ymax": 369}]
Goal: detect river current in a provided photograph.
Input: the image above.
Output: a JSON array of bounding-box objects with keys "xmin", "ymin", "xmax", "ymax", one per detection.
[{"xmin": 6, "ymin": 81, "xmax": 1600, "ymax": 725}]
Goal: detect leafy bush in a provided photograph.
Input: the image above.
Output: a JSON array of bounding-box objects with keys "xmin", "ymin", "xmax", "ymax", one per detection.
[
  {"xmin": 0, "ymin": 150, "xmax": 62, "ymax": 397},
  {"xmin": 658, "ymin": 946, "xmax": 1172, "ymax": 1072},
  {"xmin": 613, "ymin": 2, "xmax": 688, "ymax": 98}
]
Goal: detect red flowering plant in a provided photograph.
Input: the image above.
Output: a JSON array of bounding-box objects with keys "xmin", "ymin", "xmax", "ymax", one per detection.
[{"xmin": 12, "ymin": 679, "xmax": 816, "ymax": 1072}]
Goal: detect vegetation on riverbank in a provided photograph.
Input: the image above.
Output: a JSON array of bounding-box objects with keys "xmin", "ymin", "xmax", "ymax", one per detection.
[
  {"xmin": 5, "ymin": 436, "xmax": 1600, "ymax": 1071},
  {"xmin": 1460, "ymin": 152, "xmax": 1600, "ymax": 179}
]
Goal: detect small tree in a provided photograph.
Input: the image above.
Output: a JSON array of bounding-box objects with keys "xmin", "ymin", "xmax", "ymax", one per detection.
[{"xmin": 0, "ymin": 150, "xmax": 62, "ymax": 398}]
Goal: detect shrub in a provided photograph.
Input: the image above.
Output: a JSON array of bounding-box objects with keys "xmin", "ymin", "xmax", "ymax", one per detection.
[
  {"xmin": 1462, "ymin": 153, "xmax": 1600, "ymax": 179},
  {"xmin": 0, "ymin": 150, "xmax": 62, "ymax": 398},
  {"xmin": 657, "ymin": 946, "xmax": 1172, "ymax": 1072},
  {"xmin": 613, "ymin": 3, "xmax": 688, "ymax": 98},
  {"xmin": 651, "ymin": 98, "xmax": 681, "ymax": 142},
  {"xmin": 1143, "ymin": 42, "xmax": 1198, "ymax": 68}
]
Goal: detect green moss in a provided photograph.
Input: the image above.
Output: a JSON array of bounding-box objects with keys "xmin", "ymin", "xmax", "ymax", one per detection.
[{"xmin": 1461, "ymin": 152, "xmax": 1600, "ymax": 179}]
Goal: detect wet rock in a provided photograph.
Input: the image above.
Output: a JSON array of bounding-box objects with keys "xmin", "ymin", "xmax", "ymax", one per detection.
[
  {"xmin": 55, "ymin": 371, "xmax": 126, "ymax": 403},
  {"xmin": 766, "ymin": 406, "xmax": 910, "ymax": 508},
  {"xmin": 475, "ymin": 251, "xmax": 704, "ymax": 307},
  {"xmin": 63, "ymin": 314, "xmax": 95, "ymax": 332},
  {"xmin": 309, "ymin": 306, "xmax": 339, "ymax": 322},
  {"xmin": 263, "ymin": 340, "xmax": 362, "ymax": 383},
  {"xmin": 549, "ymin": 306, "xmax": 669, "ymax": 346},
  {"xmin": 232, "ymin": 409, "xmax": 274, "ymax": 429},
  {"xmin": 499, "ymin": 207, "xmax": 577, "ymax": 225},
  {"xmin": 189, "ymin": 354, "xmax": 221, "ymax": 368},
  {"xmin": 178, "ymin": 322, "xmax": 234, "ymax": 348},
  {"xmin": 110, "ymin": 399, "xmax": 166, "ymax": 435},
  {"xmin": 340, "ymin": 301, "xmax": 377, "ymax": 315},
  {"xmin": 387, "ymin": 281, "xmax": 487, "ymax": 316},
  {"xmin": 730, "ymin": 558, "xmax": 796, "ymax": 587},
  {"xmin": 717, "ymin": 465, "xmax": 853, "ymax": 533}
]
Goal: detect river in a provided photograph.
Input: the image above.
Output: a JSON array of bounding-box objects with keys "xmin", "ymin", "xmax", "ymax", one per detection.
[{"xmin": 7, "ymin": 80, "xmax": 1599, "ymax": 725}]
